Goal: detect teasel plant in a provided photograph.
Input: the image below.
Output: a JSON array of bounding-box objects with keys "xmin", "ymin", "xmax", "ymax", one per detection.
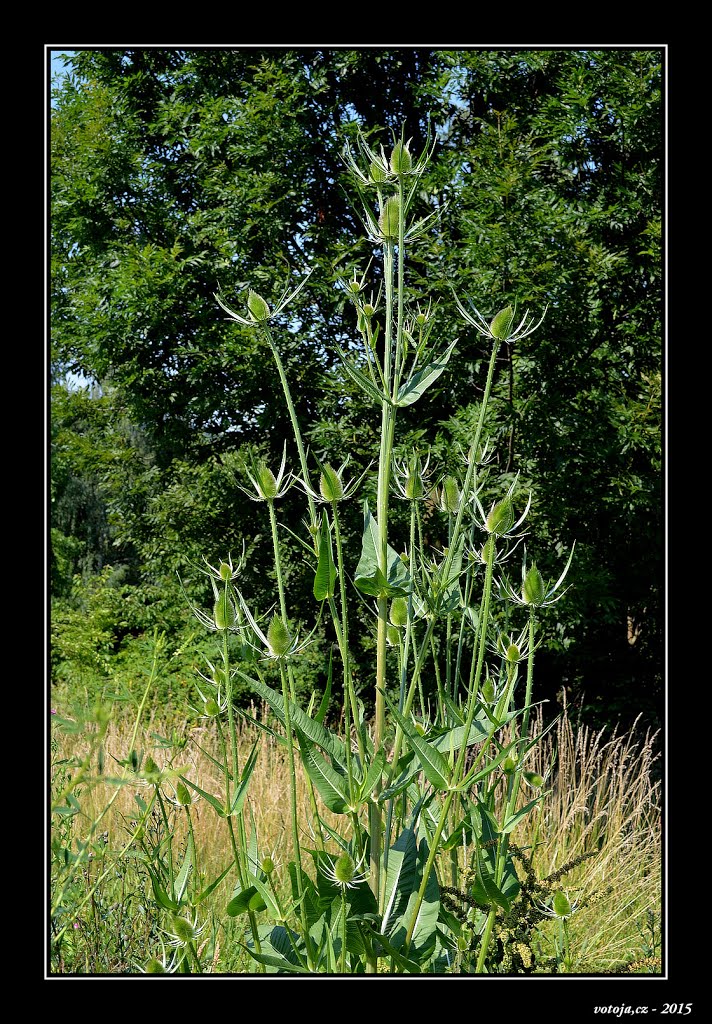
[{"xmin": 185, "ymin": 123, "xmax": 577, "ymax": 974}]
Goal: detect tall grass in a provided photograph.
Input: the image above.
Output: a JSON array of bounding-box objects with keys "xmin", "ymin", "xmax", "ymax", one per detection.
[{"xmin": 50, "ymin": 701, "xmax": 660, "ymax": 974}]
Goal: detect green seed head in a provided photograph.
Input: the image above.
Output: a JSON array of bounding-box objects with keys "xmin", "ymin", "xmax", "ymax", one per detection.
[
  {"xmin": 523, "ymin": 770, "xmax": 545, "ymax": 789},
  {"xmin": 204, "ymin": 698, "xmax": 221, "ymax": 717},
  {"xmin": 506, "ymin": 643, "xmax": 521, "ymax": 664},
  {"xmin": 333, "ymin": 852, "xmax": 356, "ymax": 885},
  {"xmin": 379, "ymin": 195, "xmax": 401, "ymax": 240},
  {"xmin": 441, "ymin": 476, "xmax": 461, "ymax": 514},
  {"xmin": 389, "ymin": 596, "xmax": 409, "ymax": 628},
  {"xmin": 486, "ymin": 498, "xmax": 515, "ymax": 536},
  {"xmin": 553, "ymin": 891, "xmax": 572, "ymax": 918},
  {"xmin": 489, "ymin": 305, "xmax": 515, "ymax": 340},
  {"xmin": 170, "ymin": 916, "xmax": 197, "ymax": 945},
  {"xmin": 319, "ymin": 464, "xmax": 344, "ymax": 503},
  {"xmin": 175, "ymin": 781, "xmax": 192, "ymax": 806},
  {"xmin": 145, "ymin": 957, "xmax": 166, "ymax": 974},
  {"xmin": 267, "ymin": 614, "xmax": 292, "ymax": 658},
  {"xmin": 369, "ymin": 160, "xmax": 389, "ymax": 183},
  {"xmin": 261, "ymin": 856, "xmax": 275, "ymax": 875},
  {"xmin": 390, "ymin": 141, "xmax": 412, "ymax": 175},
  {"xmin": 503, "ymin": 750, "xmax": 519, "ymax": 774},
  {"xmin": 482, "ymin": 676, "xmax": 495, "ymax": 703},
  {"xmin": 247, "ymin": 290, "xmax": 271, "ymax": 322},
  {"xmin": 522, "ymin": 564, "xmax": 546, "ymax": 605},
  {"xmin": 219, "ymin": 562, "xmax": 233, "ymax": 581},
  {"xmin": 214, "ymin": 589, "xmax": 237, "ymax": 630},
  {"xmin": 255, "ymin": 462, "xmax": 279, "ymax": 501}
]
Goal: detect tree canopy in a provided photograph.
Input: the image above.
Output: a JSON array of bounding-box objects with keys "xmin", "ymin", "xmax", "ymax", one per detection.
[{"xmin": 50, "ymin": 47, "xmax": 663, "ymax": 733}]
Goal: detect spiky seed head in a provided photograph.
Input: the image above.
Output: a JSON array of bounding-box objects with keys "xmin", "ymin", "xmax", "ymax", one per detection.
[
  {"xmin": 553, "ymin": 891, "xmax": 573, "ymax": 918},
  {"xmin": 261, "ymin": 856, "xmax": 275, "ymax": 875},
  {"xmin": 254, "ymin": 462, "xmax": 279, "ymax": 500},
  {"xmin": 489, "ymin": 305, "xmax": 515, "ymax": 340},
  {"xmin": 176, "ymin": 781, "xmax": 192, "ymax": 806},
  {"xmin": 170, "ymin": 916, "xmax": 198, "ymax": 945},
  {"xmin": 379, "ymin": 195, "xmax": 401, "ymax": 240},
  {"xmin": 390, "ymin": 141, "xmax": 412, "ymax": 174},
  {"xmin": 204, "ymin": 698, "xmax": 221, "ymax": 717},
  {"xmin": 506, "ymin": 642, "xmax": 521, "ymax": 664},
  {"xmin": 482, "ymin": 677, "xmax": 495, "ymax": 703},
  {"xmin": 214, "ymin": 589, "xmax": 236, "ymax": 630},
  {"xmin": 486, "ymin": 498, "xmax": 515, "ymax": 536},
  {"xmin": 219, "ymin": 562, "xmax": 233, "ymax": 581},
  {"xmin": 370, "ymin": 160, "xmax": 389, "ymax": 183},
  {"xmin": 247, "ymin": 290, "xmax": 271, "ymax": 322},
  {"xmin": 522, "ymin": 564, "xmax": 546, "ymax": 605},
  {"xmin": 145, "ymin": 957, "xmax": 167, "ymax": 974},
  {"xmin": 333, "ymin": 852, "xmax": 357, "ymax": 885},
  {"xmin": 523, "ymin": 770, "xmax": 545, "ymax": 789},
  {"xmin": 503, "ymin": 750, "xmax": 519, "ymax": 774},
  {"xmin": 481, "ymin": 536, "xmax": 496, "ymax": 565},
  {"xmin": 441, "ymin": 476, "xmax": 461, "ymax": 514},
  {"xmin": 389, "ymin": 596, "xmax": 409, "ymax": 627},
  {"xmin": 319, "ymin": 464, "xmax": 344, "ymax": 503},
  {"xmin": 267, "ymin": 614, "xmax": 292, "ymax": 657}
]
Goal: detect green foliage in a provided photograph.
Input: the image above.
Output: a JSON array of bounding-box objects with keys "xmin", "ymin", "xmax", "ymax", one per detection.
[{"xmin": 50, "ymin": 47, "xmax": 662, "ymax": 737}]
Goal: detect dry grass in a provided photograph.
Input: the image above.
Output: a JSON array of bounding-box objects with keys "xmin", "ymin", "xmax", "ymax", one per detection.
[{"xmin": 51, "ymin": 699, "xmax": 661, "ymax": 973}]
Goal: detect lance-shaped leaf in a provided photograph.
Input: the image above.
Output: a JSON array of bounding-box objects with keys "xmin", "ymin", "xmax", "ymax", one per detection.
[
  {"xmin": 172, "ymin": 845, "xmax": 193, "ymax": 904},
  {"xmin": 229, "ymin": 737, "xmax": 260, "ymax": 816},
  {"xmin": 298, "ymin": 738, "xmax": 351, "ymax": 814},
  {"xmin": 381, "ymin": 827, "xmax": 439, "ymax": 958},
  {"xmin": 313, "ymin": 517, "xmax": 337, "ymax": 601},
  {"xmin": 314, "ymin": 648, "xmax": 333, "ymax": 725},
  {"xmin": 178, "ymin": 774, "xmax": 229, "ymax": 817},
  {"xmin": 354, "ymin": 501, "xmax": 410, "ymax": 598},
  {"xmin": 395, "ymin": 338, "xmax": 458, "ymax": 407},
  {"xmin": 194, "ymin": 862, "xmax": 233, "ymax": 906},
  {"xmin": 357, "ymin": 748, "xmax": 387, "ymax": 805},
  {"xmin": 501, "ymin": 791, "xmax": 549, "ymax": 834},
  {"xmin": 382, "ymin": 689, "xmax": 451, "ymax": 791},
  {"xmin": 238, "ymin": 671, "xmax": 346, "ymax": 767},
  {"xmin": 335, "ymin": 345, "xmax": 392, "ymax": 407}
]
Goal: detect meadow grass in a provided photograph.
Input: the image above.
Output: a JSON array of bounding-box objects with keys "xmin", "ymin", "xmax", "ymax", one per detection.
[{"xmin": 50, "ymin": 701, "xmax": 661, "ymax": 974}]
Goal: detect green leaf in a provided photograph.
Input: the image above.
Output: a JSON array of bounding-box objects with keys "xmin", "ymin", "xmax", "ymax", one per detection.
[
  {"xmin": 226, "ymin": 886, "xmax": 267, "ymax": 916},
  {"xmin": 237, "ymin": 671, "xmax": 346, "ymax": 767},
  {"xmin": 313, "ymin": 516, "xmax": 337, "ymax": 601},
  {"xmin": 194, "ymin": 862, "xmax": 233, "ymax": 906},
  {"xmin": 395, "ymin": 338, "xmax": 458, "ymax": 407},
  {"xmin": 240, "ymin": 946, "xmax": 312, "ymax": 973},
  {"xmin": 381, "ymin": 827, "xmax": 418, "ymax": 940},
  {"xmin": 298, "ymin": 739, "xmax": 350, "ymax": 814},
  {"xmin": 178, "ymin": 774, "xmax": 227, "ymax": 817},
  {"xmin": 382, "ymin": 828, "xmax": 439, "ymax": 958},
  {"xmin": 354, "ymin": 501, "xmax": 410, "ymax": 598},
  {"xmin": 172, "ymin": 845, "xmax": 193, "ymax": 903},
  {"xmin": 500, "ymin": 791, "xmax": 548, "ymax": 833},
  {"xmin": 146, "ymin": 866, "xmax": 179, "ymax": 912},
  {"xmin": 357, "ymin": 748, "xmax": 387, "ymax": 804},
  {"xmin": 229, "ymin": 737, "xmax": 260, "ymax": 816},
  {"xmin": 382, "ymin": 689, "xmax": 451, "ymax": 791},
  {"xmin": 335, "ymin": 346, "xmax": 391, "ymax": 407}
]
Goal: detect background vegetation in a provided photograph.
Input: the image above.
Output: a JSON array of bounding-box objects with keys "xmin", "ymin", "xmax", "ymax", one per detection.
[{"xmin": 50, "ymin": 46, "xmax": 662, "ymax": 737}]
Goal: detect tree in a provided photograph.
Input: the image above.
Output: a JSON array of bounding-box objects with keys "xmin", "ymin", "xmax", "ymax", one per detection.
[{"xmin": 50, "ymin": 47, "xmax": 662, "ymax": 732}]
